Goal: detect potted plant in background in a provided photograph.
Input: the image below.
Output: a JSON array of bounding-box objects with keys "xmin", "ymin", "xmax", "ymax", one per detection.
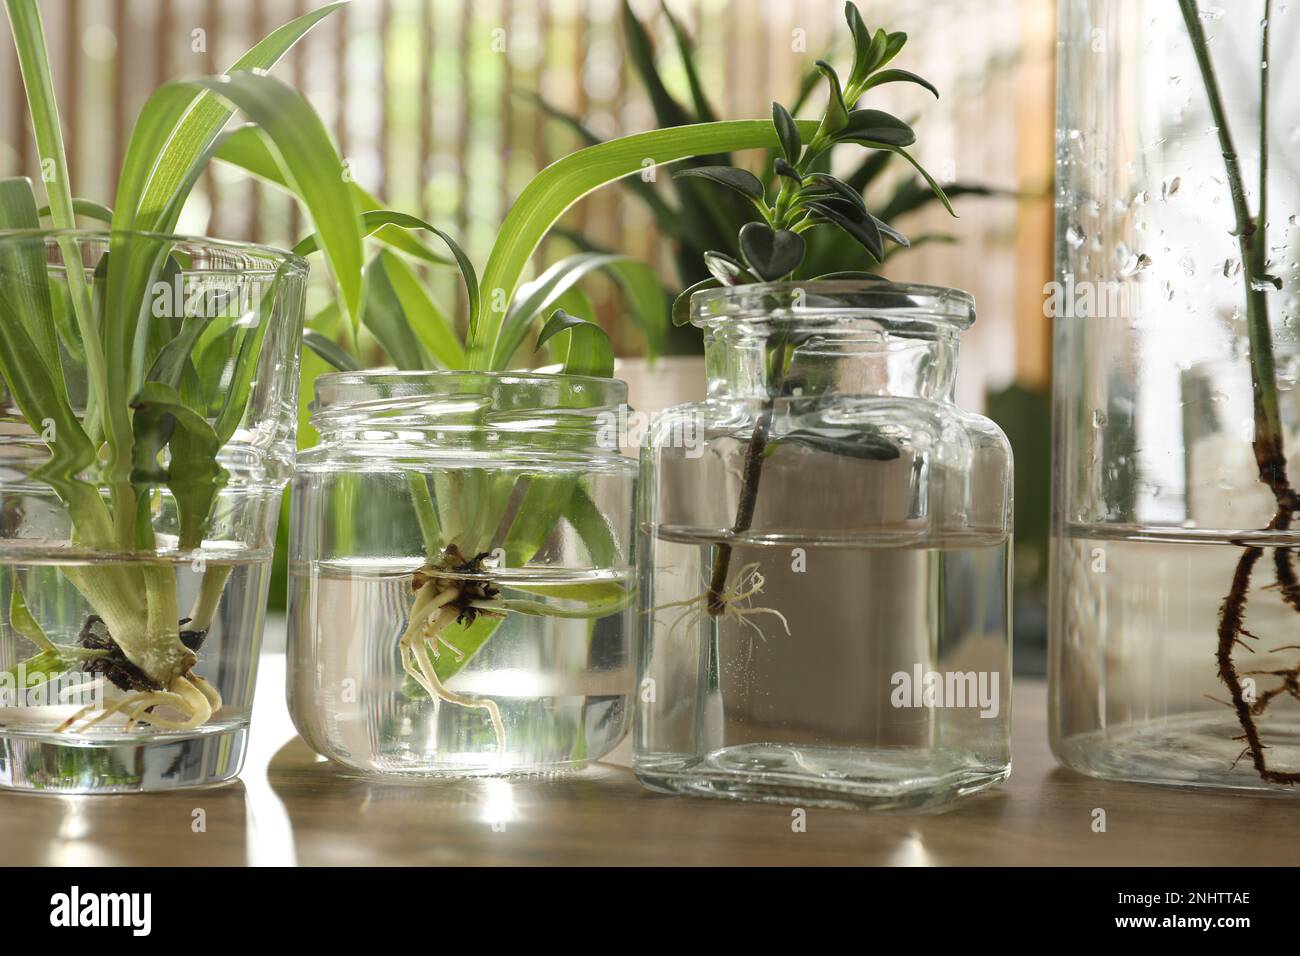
[
  {"xmin": 1052, "ymin": 0, "xmax": 1300, "ymax": 792},
  {"xmin": 0, "ymin": 0, "xmax": 355, "ymax": 791},
  {"xmin": 634, "ymin": 4, "xmax": 1013, "ymax": 809}
]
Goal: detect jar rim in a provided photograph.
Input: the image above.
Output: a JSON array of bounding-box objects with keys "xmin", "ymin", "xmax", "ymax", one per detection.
[
  {"xmin": 0, "ymin": 228, "xmax": 309, "ymax": 277},
  {"xmin": 690, "ymin": 279, "xmax": 975, "ymax": 331},
  {"xmin": 312, "ymin": 369, "xmax": 628, "ymax": 416}
]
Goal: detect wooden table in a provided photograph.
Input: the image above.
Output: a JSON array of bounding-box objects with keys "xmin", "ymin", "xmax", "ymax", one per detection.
[{"xmin": 2, "ymin": 648, "xmax": 1297, "ymax": 866}]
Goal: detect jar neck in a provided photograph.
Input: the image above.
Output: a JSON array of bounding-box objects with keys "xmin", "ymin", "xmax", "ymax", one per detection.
[
  {"xmin": 704, "ymin": 323, "xmax": 962, "ymax": 402},
  {"xmin": 308, "ymin": 371, "xmax": 626, "ymax": 457},
  {"xmin": 693, "ymin": 281, "xmax": 972, "ymax": 402}
]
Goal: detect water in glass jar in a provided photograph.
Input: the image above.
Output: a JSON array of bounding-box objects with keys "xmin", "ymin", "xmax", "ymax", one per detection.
[
  {"xmin": 635, "ymin": 527, "xmax": 1011, "ymax": 809},
  {"xmin": 288, "ymin": 558, "xmax": 634, "ymax": 775}
]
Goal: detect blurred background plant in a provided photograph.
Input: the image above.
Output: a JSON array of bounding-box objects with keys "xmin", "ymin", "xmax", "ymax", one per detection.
[{"xmin": 0, "ymin": 0, "xmax": 1053, "ymax": 670}]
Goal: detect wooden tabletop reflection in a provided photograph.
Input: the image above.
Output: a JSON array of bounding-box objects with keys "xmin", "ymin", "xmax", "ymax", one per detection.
[{"xmin": 2, "ymin": 652, "xmax": 1297, "ymax": 866}]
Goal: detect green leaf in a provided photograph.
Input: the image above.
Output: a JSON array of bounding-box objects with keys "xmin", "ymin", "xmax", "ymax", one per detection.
[
  {"xmin": 362, "ymin": 252, "xmax": 428, "ymax": 370},
  {"xmin": 772, "ymin": 102, "xmax": 801, "ymax": 165},
  {"xmin": 888, "ymin": 146, "xmax": 957, "ymax": 216},
  {"xmin": 10, "ymin": 579, "xmax": 56, "ymax": 654},
  {"xmin": 5, "ymin": 0, "xmax": 107, "ymax": 451},
  {"xmin": 702, "ymin": 250, "xmax": 754, "ymax": 286},
  {"xmin": 620, "ymin": 0, "xmax": 690, "ymax": 128},
  {"xmin": 535, "ymin": 309, "xmax": 614, "ymax": 379},
  {"xmin": 815, "ymin": 60, "xmax": 850, "ymax": 135},
  {"xmin": 493, "ymin": 252, "xmax": 635, "ymax": 369},
  {"xmin": 659, "ymin": 0, "xmax": 717, "ymax": 123},
  {"xmin": 212, "ymin": 267, "xmax": 288, "ymax": 447},
  {"xmin": 36, "ymin": 197, "xmax": 114, "ymax": 223},
  {"xmin": 782, "ymin": 427, "xmax": 900, "ymax": 461},
  {"xmin": 861, "ymin": 68, "xmax": 939, "ymax": 98},
  {"xmin": 805, "ymin": 199, "xmax": 884, "ymax": 261},
  {"xmin": 379, "ymin": 253, "xmax": 466, "ymax": 369},
  {"xmin": 773, "ymin": 159, "xmax": 803, "ymax": 184},
  {"xmin": 738, "ymin": 222, "xmax": 806, "ymax": 281},
  {"xmin": 293, "ymin": 209, "xmax": 451, "ymax": 264},
  {"xmin": 600, "ymin": 259, "xmax": 669, "ymax": 359},
  {"xmin": 837, "ymin": 109, "xmax": 916, "ymax": 147},
  {"xmin": 844, "ymin": 3, "xmax": 875, "ymax": 90},
  {"xmin": 185, "ymin": 72, "xmax": 361, "ymax": 327},
  {"xmin": 129, "ymin": 381, "xmax": 226, "ymax": 550},
  {"xmin": 801, "ymin": 172, "xmax": 867, "ymax": 213},
  {"xmin": 673, "ymin": 165, "xmax": 766, "ymax": 202},
  {"xmin": 214, "ymin": 124, "xmax": 450, "ymax": 268},
  {"xmin": 672, "ymin": 276, "xmax": 722, "ymax": 327},
  {"xmin": 471, "ymin": 117, "xmax": 820, "ymax": 368},
  {"xmin": 303, "ymin": 330, "xmax": 361, "ymax": 372},
  {"xmin": 0, "ymin": 179, "xmax": 60, "ymax": 384},
  {"xmin": 113, "ymin": 1, "xmax": 345, "ymax": 238}
]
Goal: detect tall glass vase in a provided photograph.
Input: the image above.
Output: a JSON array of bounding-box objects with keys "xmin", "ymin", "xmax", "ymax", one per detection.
[{"xmin": 1051, "ymin": 1, "xmax": 1300, "ymax": 790}]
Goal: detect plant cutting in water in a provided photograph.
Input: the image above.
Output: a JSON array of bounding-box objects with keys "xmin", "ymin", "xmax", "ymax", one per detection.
[
  {"xmin": 659, "ymin": 3, "xmax": 954, "ymax": 625},
  {"xmin": 0, "ymin": 0, "xmax": 355, "ymax": 732},
  {"xmin": 1177, "ymin": 0, "xmax": 1300, "ymax": 785},
  {"xmin": 263, "ymin": 2, "xmax": 951, "ymax": 758}
]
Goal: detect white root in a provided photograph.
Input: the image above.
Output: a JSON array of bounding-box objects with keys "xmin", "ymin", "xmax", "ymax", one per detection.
[
  {"xmin": 54, "ymin": 672, "xmax": 219, "ymax": 733},
  {"xmin": 652, "ymin": 562, "xmax": 791, "ymax": 640},
  {"xmin": 399, "ymin": 589, "xmax": 506, "ymax": 758}
]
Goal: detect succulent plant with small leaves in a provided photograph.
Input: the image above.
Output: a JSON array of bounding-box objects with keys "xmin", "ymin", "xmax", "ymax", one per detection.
[{"xmin": 661, "ymin": 4, "xmax": 955, "ymax": 621}]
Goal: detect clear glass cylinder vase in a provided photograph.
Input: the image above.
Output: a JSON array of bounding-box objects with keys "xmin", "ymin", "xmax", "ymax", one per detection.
[
  {"xmin": 0, "ymin": 231, "xmax": 306, "ymax": 792},
  {"xmin": 287, "ymin": 371, "xmax": 636, "ymax": 775},
  {"xmin": 1051, "ymin": 1, "xmax": 1300, "ymax": 790},
  {"xmin": 634, "ymin": 281, "xmax": 1013, "ymax": 809}
]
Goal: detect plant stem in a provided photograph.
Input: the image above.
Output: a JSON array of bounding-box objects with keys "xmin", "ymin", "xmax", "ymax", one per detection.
[
  {"xmin": 1179, "ymin": 0, "xmax": 1300, "ymax": 784},
  {"xmin": 705, "ymin": 334, "xmax": 788, "ymax": 616}
]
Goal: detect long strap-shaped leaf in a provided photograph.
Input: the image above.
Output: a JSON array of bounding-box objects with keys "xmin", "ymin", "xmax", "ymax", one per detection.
[
  {"xmin": 472, "ymin": 119, "xmax": 819, "ymax": 368},
  {"xmin": 111, "ymin": 1, "xmax": 345, "ymax": 239},
  {"xmin": 4, "ymin": 0, "xmax": 106, "ymax": 436}
]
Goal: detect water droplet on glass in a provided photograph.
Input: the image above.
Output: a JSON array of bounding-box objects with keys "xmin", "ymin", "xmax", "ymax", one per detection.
[
  {"xmin": 1224, "ymin": 258, "xmax": 1241, "ymax": 278},
  {"xmin": 1066, "ymin": 223, "xmax": 1086, "ymax": 249},
  {"xmin": 1180, "ymin": 255, "xmax": 1196, "ymax": 277},
  {"xmin": 1161, "ymin": 176, "xmax": 1181, "ymax": 200},
  {"xmin": 1092, "ymin": 410, "xmax": 1107, "ymax": 428}
]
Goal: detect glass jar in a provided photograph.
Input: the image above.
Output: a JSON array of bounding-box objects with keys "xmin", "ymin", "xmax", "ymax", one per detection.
[
  {"xmin": 634, "ymin": 281, "xmax": 1013, "ymax": 809},
  {"xmin": 287, "ymin": 371, "xmax": 636, "ymax": 775},
  {"xmin": 1052, "ymin": 2, "xmax": 1300, "ymax": 791},
  {"xmin": 0, "ymin": 232, "xmax": 306, "ymax": 792}
]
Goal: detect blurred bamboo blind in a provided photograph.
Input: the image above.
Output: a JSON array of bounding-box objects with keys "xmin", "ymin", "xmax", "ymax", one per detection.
[{"xmin": 0, "ymin": 0, "xmax": 1052, "ymax": 392}]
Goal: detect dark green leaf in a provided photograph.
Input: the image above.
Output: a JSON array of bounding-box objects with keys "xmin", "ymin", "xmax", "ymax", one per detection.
[
  {"xmin": 773, "ymin": 159, "xmax": 802, "ymax": 184},
  {"xmin": 660, "ymin": 0, "xmax": 717, "ymax": 122},
  {"xmin": 673, "ymin": 165, "xmax": 765, "ymax": 202},
  {"xmin": 129, "ymin": 381, "xmax": 226, "ymax": 549},
  {"xmin": 535, "ymin": 309, "xmax": 613, "ymax": 379},
  {"xmin": 801, "ymin": 172, "xmax": 866, "ymax": 212},
  {"xmin": 702, "ymin": 250, "xmax": 754, "ymax": 286},
  {"xmin": 672, "ymin": 276, "xmax": 722, "ymax": 327},
  {"xmin": 303, "ymin": 330, "xmax": 362, "ymax": 371},
  {"xmin": 772, "ymin": 102, "xmax": 801, "ymax": 164},
  {"xmin": 844, "ymin": 3, "xmax": 875, "ymax": 89},
  {"xmin": 861, "ymin": 68, "xmax": 939, "ymax": 98},
  {"xmin": 782, "ymin": 427, "xmax": 900, "ymax": 461},
  {"xmin": 620, "ymin": 0, "xmax": 690, "ymax": 128},
  {"xmin": 815, "ymin": 60, "xmax": 849, "ymax": 135},
  {"xmin": 738, "ymin": 222, "xmax": 806, "ymax": 282},
  {"xmin": 837, "ymin": 109, "xmax": 916, "ymax": 147},
  {"xmin": 804, "ymin": 199, "xmax": 884, "ymax": 261}
]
